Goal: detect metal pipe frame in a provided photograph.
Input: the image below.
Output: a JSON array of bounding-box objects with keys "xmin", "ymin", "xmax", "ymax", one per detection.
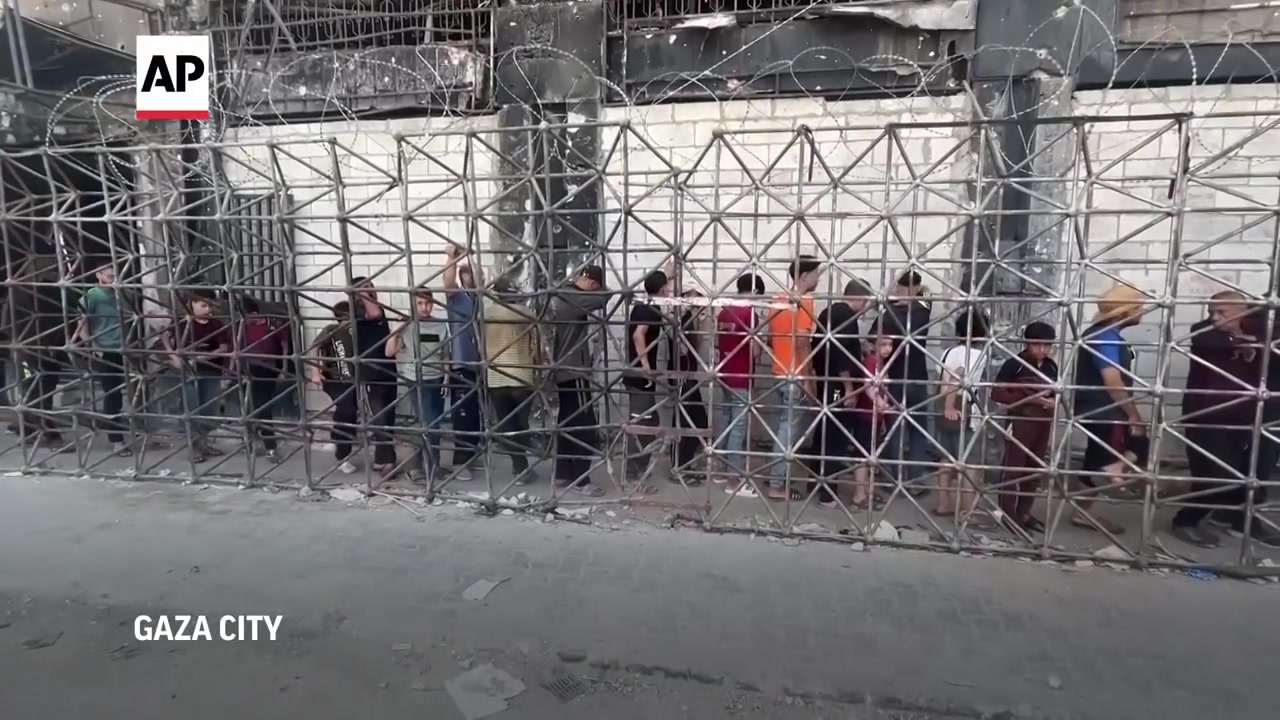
[{"xmin": 0, "ymin": 111, "xmax": 1278, "ymax": 574}]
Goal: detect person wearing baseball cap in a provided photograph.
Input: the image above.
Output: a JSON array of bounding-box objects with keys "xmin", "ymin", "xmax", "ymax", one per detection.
[{"xmin": 1070, "ymin": 283, "xmax": 1147, "ymax": 535}]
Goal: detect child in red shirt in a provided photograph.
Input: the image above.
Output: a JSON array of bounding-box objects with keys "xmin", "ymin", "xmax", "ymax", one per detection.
[{"xmin": 852, "ymin": 334, "xmax": 896, "ymax": 508}]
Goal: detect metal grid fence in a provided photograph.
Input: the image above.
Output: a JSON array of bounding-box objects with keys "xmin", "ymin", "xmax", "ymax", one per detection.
[{"xmin": 2, "ymin": 110, "xmax": 1279, "ymax": 573}]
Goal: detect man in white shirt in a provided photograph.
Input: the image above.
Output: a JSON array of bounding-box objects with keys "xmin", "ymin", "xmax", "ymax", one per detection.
[{"xmin": 936, "ymin": 309, "xmax": 990, "ymax": 523}]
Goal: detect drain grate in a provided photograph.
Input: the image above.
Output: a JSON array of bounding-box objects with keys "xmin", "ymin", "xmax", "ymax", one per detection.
[{"xmin": 542, "ymin": 673, "xmax": 588, "ymax": 702}]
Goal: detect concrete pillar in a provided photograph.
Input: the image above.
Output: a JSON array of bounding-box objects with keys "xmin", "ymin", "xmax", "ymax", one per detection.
[
  {"xmin": 491, "ymin": 1, "xmax": 604, "ymax": 291},
  {"xmin": 966, "ymin": 0, "xmax": 1118, "ymax": 329}
]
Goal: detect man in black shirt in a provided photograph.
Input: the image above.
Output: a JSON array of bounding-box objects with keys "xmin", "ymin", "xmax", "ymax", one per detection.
[
  {"xmin": 803, "ymin": 278, "xmax": 873, "ymax": 507},
  {"xmin": 624, "ymin": 268, "xmax": 669, "ymax": 487},
  {"xmin": 879, "ymin": 270, "xmax": 934, "ymax": 495},
  {"xmin": 307, "ymin": 301, "xmax": 358, "ymax": 473},
  {"xmin": 351, "ymin": 277, "xmax": 399, "ymax": 477},
  {"xmin": 549, "ymin": 264, "xmax": 611, "ymax": 497},
  {"xmin": 671, "ymin": 290, "xmax": 710, "ymax": 487}
]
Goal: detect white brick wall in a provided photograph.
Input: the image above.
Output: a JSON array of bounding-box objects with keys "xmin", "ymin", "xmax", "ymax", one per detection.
[
  {"xmin": 1073, "ymin": 84, "xmax": 1280, "ymax": 398},
  {"xmin": 218, "ymin": 96, "xmax": 971, "ymax": 353},
  {"xmin": 599, "ymin": 95, "xmax": 972, "ymax": 298},
  {"xmin": 222, "ymin": 115, "xmax": 497, "ymax": 326},
  {"xmin": 214, "ymin": 89, "xmax": 1280, "ymax": 423}
]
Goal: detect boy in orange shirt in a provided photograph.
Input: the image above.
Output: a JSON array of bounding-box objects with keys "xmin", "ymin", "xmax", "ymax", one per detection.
[{"xmin": 763, "ymin": 255, "xmax": 823, "ymax": 500}]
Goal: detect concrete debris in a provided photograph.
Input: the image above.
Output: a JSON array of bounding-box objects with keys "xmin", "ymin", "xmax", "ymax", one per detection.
[
  {"xmin": 497, "ymin": 496, "xmax": 519, "ymax": 508},
  {"xmin": 462, "ymin": 577, "xmax": 509, "ymax": 601},
  {"xmin": 466, "ymin": 491, "xmax": 492, "ymax": 502},
  {"xmin": 1073, "ymin": 560, "xmax": 1094, "ymax": 568},
  {"xmin": 554, "ymin": 507, "xmax": 591, "ymax": 519},
  {"xmin": 850, "ymin": 542, "xmax": 865, "ymax": 552},
  {"xmin": 500, "ymin": 508, "xmax": 515, "ymax": 516},
  {"xmin": 431, "ymin": 498, "xmax": 445, "ymax": 506},
  {"xmin": 557, "ymin": 649, "xmax": 587, "ymax": 663},
  {"xmin": 793, "ymin": 522, "xmax": 824, "ymax": 534},
  {"xmin": 544, "ymin": 513, "xmax": 555, "ymax": 523},
  {"xmin": 22, "ymin": 631, "xmax": 63, "ymax": 650},
  {"xmin": 674, "ymin": 13, "xmax": 736, "ymax": 30},
  {"xmin": 391, "ymin": 643, "xmax": 413, "ymax": 652},
  {"xmin": 445, "ymin": 664, "xmax": 526, "ymax": 720},
  {"xmin": 296, "ymin": 486, "xmax": 314, "ymax": 498},
  {"xmin": 871, "ymin": 521, "xmax": 899, "ymax": 542},
  {"xmin": 1093, "ymin": 544, "xmax": 1133, "ymax": 561},
  {"xmin": 410, "ymin": 679, "xmax": 430, "ymax": 691},
  {"xmin": 605, "ymin": 510, "xmax": 617, "ymax": 518},
  {"xmin": 899, "ymin": 529, "xmax": 931, "ymax": 544},
  {"xmin": 1258, "ymin": 558, "xmax": 1277, "ymax": 568},
  {"xmin": 1047, "ymin": 674, "xmax": 1063, "ymax": 690},
  {"xmin": 781, "ymin": 538, "xmax": 802, "ymax": 547},
  {"xmin": 328, "ymin": 487, "xmax": 365, "ymax": 503}
]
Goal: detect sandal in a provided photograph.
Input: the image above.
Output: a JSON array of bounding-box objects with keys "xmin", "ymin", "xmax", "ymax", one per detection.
[{"xmin": 725, "ymin": 484, "xmax": 760, "ymax": 498}]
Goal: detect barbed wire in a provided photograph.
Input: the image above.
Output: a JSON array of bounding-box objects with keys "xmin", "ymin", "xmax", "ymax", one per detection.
[{"xmin": 4, "ymin": 3, "xmax": 1280, "ymax": 574}]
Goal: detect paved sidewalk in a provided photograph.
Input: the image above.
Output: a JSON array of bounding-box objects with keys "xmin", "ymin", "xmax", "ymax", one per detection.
[
  {"xmin": 0, "ymin": 476, "xmax": 1275, "ymax": 719},
  {"xmin": 8, "ymin": 431, "xmax": 1279, "ymax": 570}
]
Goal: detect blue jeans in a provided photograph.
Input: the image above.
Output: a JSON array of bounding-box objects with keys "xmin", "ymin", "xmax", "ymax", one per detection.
[
  {"xmin": 180, "ymin": 372, "xmax": 223, "ymax": 443},
  {"xmin": 888, "ymin": 387, "xmax": 933, "ymax": 486},
  {"xmin": 766, "ymin": 378, "xmax": 810, "ymax": 491},
  {"xmin": 716, "ymin": 386, "xmax": 750, "ymax": 473},
  {"xmin": 414, "ymin": 378, "xmax": 448, "ymax": 474}
]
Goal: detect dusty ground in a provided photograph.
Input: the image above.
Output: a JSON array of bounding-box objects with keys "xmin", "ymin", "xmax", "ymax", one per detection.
[
  {"xmin": 8, "ymin": 428, "xmax": 1278, "ymax": 571},
  {"xmin": 0, "ymin": 474, "xmax": 1276, "ymax": 720}
]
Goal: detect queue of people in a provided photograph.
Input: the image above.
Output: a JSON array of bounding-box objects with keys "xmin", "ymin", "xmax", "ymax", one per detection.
[{"xmin": 12, "ymin": 251, "xmax": 1280, "ymax": 549}]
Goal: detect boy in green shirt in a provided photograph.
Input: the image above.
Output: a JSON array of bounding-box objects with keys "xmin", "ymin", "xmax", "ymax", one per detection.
[{"xmin": 75, "ymin": 261, "xmax": 132, "ymax": 456}]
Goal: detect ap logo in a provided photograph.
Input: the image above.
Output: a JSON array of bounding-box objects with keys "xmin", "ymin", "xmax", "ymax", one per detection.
[{"xmin": 135, "ymin": 35, "xmax": 210, "ymax": 120}]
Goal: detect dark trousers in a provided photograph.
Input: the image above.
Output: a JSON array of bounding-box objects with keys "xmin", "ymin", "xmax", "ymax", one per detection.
[
  {"xmin": 245, "ymin": 364, "xmax": 281, "ymax": 451},
  {"xmin": 803, "ymin": 408, "xmax": 858, "ymax": 503},
  {"xmin": 91, "ymin": 351, "xmax": 128, "ymax": 444},
  {"xmin": 449, "ymin": 368, "xmax": 483, "ymax": 467},
  {"xmin": 625, "ymin": 385, "xmax": 663, "ymax": 476},
  {"xmin": 413, "ymin": 378, "xmax": 448, "ymax": 474},
  {"xmin": 998, "ymin": 418, "xmax": 1052, "ymax": 521},
  {"xmin": 324, "ymin": 381, "xmax": 358, "ymax": 462},
  {"xmin": 15, "ymin": 351, "xmax": 63, "ymax": 439},
  {"xmin": 490, "ymin": 385, "xmax": 534, "ymax": 475},
  {"xmin": 1176, "ymin": 424, "xmax": 1256, "ymax": 529},
  {"xmin": 555, "ymin": 377, "xmax": 599, "ymax": 485},
  {"xmin": 674, "ymin": 381, "xmax": 709, "ymax": 480},
  {"xmin": 363, "ymin": 380, "xmax": 398, "ymax": 467}
]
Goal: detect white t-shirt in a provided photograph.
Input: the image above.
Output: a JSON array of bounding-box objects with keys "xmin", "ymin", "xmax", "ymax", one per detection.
[{"xmin": 942, "ymin": 344, "xmax": 986, "ymax": 429}]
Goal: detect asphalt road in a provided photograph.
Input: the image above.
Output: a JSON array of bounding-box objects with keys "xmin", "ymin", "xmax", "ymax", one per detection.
[{"xmin": 0, "ymin": 475, "xmax": 1274, "ymax": 719}]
